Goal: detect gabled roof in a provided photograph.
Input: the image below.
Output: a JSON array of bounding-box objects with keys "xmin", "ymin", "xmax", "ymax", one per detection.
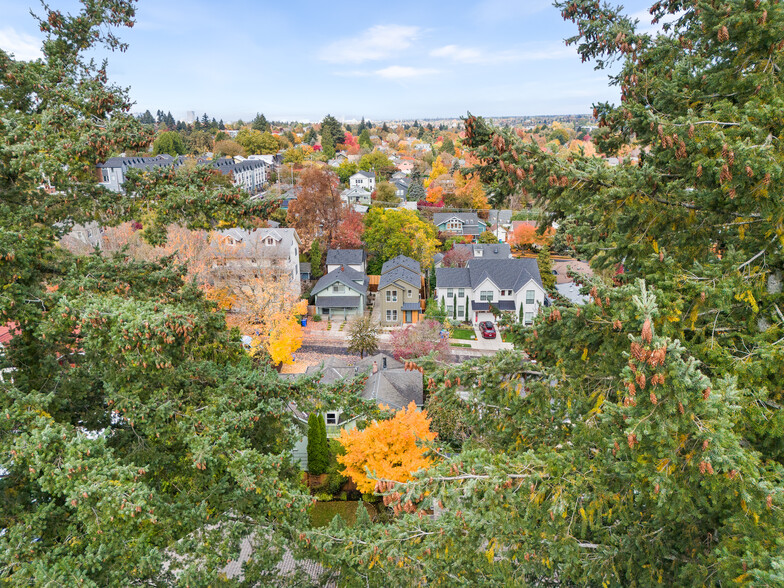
[
  {"xmin": 350, "ymin": 171, "xmax": 375, "ymax": 179},
  {"xmin": 381, "ymin": 255, "xmax": 420, "ymax": 275},
  {"xmin": 436, "ymin": 258, "xmax": 543, "ymax": 292},
  {"xmin": 468, "ymin": 258, "xmax": 543, "ymax": 292},
  {"xmin": 435, "ymin": 267, "xmax": 472, "ymax": 288},
  {"xmin": 326, "ymin": 249, "xmax": 365, "ymax": 267},
  {"xmin": 212, "ymin": 228, "xmax": 300, "ymax": 258},
  {"xmin": 378, "ymin": 266, "xmax": 420, "ymax": 290},
  {"xmin": 304, "ymin": 353, "xmax": 423, "ymax": 412},
  {"xmin": 312, "ymin": 266, "xmax": 368, "ymax": 296},
  {"xmin": 487, "ymin": 209, "xmax": 514, "ymax": 226},
  {"xmin": 453, "ymin": 243, "xmax": 512, "ymax": 260},
  {"xmin": 357, "ymin": 353, "xmax": 423, "ymax": 409},
  {"xmin": 433, "ymin": 212, "xmax": 484, "ymax": 226}
]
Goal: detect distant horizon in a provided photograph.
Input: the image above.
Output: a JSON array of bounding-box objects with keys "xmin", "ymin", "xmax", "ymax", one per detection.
[{"xmin": 130, "ymin": 110, "xmax": 594, "ymax": 126}]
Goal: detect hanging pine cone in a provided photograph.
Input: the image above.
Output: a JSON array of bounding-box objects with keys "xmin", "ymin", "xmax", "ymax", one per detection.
[{"xmin": 641, "ymin": 318, "xmax": 653, "ymax": 343}]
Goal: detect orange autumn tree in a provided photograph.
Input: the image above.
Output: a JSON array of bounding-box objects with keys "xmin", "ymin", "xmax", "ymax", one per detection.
[
  {"xmin": 337, "ymin": 402, "xmax": 437, "ymax": 493},
  {"xmin": 508, "ymin": 222, "xmax": 555, "ymax": 252}
]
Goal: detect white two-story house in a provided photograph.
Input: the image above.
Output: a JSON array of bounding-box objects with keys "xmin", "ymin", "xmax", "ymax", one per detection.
[
  {"xmin": 435, "ymin": 258, "xmax": 546, "ymax": 325},
  {"xmin": 349, "ymin": 171, "xmax": 376, "ymax": 192}
]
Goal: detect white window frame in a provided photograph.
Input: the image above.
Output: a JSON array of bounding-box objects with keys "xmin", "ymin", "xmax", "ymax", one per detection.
[
  {"xmin": 386, "ymin": 289, "xmax": 398, "ymax": 302},
  {"xmin": 325, "ymin": 412, "xmax": 338, "ymax": 425},
  {"xmin": 407, "ymin": 289, "xmax": 413, "ymax": 298},
  {"xmin": 525, "ymin": 289, "xmax": 535, "ymax": 304},
  {"xmin": 480, "ymin": 290, "xmax": 494, "ymax": 302},
  {"xmin": 447, "ymin": 288, "xmax": 454, "ymax": 298},
  {"xmin": 524, "ymin": 312, "xmax": 534, "ymax": 325},
  {"xmin": 386, "ymin": 309, "xmax": 398, "ymax": 321},
  {"xmin": 458, "ymin": 288, "xmax": 465, "ymax": 297}
]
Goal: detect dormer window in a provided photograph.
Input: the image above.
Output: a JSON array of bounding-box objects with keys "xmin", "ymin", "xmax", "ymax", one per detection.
[{"xmin": 475, "ymin": 249, "xmax": 483, "ymax": 257}]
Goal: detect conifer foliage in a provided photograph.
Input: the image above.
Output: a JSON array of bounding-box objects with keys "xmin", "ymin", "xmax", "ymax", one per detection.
[
  {"xmin": 307, "ymin": 413, "xmax": 330, "ymax": 476},
  {"xmin": 0, "ymin": 2, "xmax": 306, "ymax": 584}
]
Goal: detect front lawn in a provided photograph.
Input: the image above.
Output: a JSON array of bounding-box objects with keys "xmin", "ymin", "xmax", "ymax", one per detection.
[{"xmin": 450, "ymin": 328, "xmax": 475, "ymax": 340}]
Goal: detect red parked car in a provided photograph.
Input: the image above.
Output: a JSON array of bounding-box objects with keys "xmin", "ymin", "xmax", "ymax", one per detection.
[{"xmin": 478, "ymin": 321, "xmax": 497, "ymax": 339}]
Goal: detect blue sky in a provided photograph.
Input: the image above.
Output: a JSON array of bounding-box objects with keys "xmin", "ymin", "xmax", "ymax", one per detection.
[{"xmin": 0, "ymin": 0, "xmax": 660, "ymax": 122}]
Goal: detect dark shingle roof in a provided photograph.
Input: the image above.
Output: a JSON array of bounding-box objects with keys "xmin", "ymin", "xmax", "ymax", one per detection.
[
  {"xmin": 468, "ymin": 258, "xmax": 543, "ymax": 291},
  {"xmin": 381, "ymin": 255, "xmax": 420, "ymax": 275},
  {"xmin": 352, "ymin": 171, "xmax": 375, "ymax": 179},
  {"xmin": 378, "ymin": 266, "xmax": 420, "ymax": 290},
  {"xmin": 435, "ymin": 267, "xmax": 471, "ymax": 288},
  {"xmin": 300, "ymin": 262, "xmax": 311, "ymax": 273},
  {"xmin": 471, "ymin": 300, "xmax": 516, "ymax": 311},
  {"xmin": 312, "ymin": 266, "xmax": 367, "ymax": 296},
  {"xmin": 437, "ymin": 259, "xmax": 543, "ymax": 292},
  {"xmin": 453, "ymin": 243, "xmax": 512, "ymax": 259},
  {"xmin": 326, "ymin": 249, "xmax": 365, "ymax": 267},
  {"xmin": 315, "ymin": 296, "xmax": 362, "ymax": 309}
]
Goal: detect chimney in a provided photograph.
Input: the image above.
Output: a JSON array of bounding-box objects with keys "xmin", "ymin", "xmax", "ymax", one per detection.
[
  {"xmin": 372, "ymin": 361, "xmax": 378, "ymax": 374},
  {"xmin": 341, "ymin": 265, "xmax": 345, "ymax": 272}
]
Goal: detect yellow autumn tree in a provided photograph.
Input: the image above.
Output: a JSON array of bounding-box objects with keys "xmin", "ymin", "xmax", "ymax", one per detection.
[
  {"xmin": 424, "ymin": 155, "xmax": 448, "ymax": 188},
  {"xmin": 337, "ymin": 402, "xmax": 437, "ymax": 493},
  {"xmin": 266, "ymin": 299, "xmax": 307, "ymax": 365}
]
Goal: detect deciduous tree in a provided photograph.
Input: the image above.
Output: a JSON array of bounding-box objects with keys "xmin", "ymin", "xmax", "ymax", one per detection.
[
  {"xmin": 363, "ymin": 208, "xmax": 439, "ymax": 271},
  {"xmin": 331, "ymin": 210, "xmax": 365, "ymax": 250},
  {"xmin": 287, "ymin": 167, "xmax": 345, "ymax": 248},
  {"xmin": 346, "ymin": 315, "xmax": 380, "ymax": 359},
  {"xmin": 389, "ymin": 319, "xmax": 451, "ymax": 363},
  {"xmin": 337, "ymin": 403, "xmax": 436, "ymax": 493}
]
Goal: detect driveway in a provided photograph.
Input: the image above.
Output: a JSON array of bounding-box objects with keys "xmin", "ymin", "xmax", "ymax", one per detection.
[{"xmin": 472, "ymin": 324, "xmax": 513, "ymax": 351}]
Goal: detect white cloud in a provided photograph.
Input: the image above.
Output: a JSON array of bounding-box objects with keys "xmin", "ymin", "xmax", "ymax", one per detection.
[
  {"xmin": 430, "ymin": 45, "xmax": 483, "ymax": 63},
  {"xmin": 319, "ymin": 25, "xmax": 420, "ymax": 64},
  {"xmin": 429, "ymin": 43, "xmax": 575, "ymax": 64},
  {"xmin": 0, "ymin": 27, "xmax": 43, "ymax": 61},
  {"xmin": 374, "ymin": 65, "xmax": 438, "ymax": 79}
]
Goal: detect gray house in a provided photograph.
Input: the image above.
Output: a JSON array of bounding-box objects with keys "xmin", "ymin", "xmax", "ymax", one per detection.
[
  {"xmin": 311, "ymin": 266, "xmax": 368, "ymax": 319},
  {"xmin": 377, "ymin": 255, "xmax": 423, "ymax": 326},
  {"xmin": 97, "ymin": 154, "xmax": 181, "ymax": 192}
]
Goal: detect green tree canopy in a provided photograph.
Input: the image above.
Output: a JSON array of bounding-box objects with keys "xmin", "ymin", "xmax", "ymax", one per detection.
[
  {"xmin": 152, "ymin": 130, "xmax": 185, "ymax": 156},
  {"xmin": 236, "ymin": 129, "xmax": 279, "ymax": 155},
  {"xmin": 363, "ymin": 208, "xmax": 438, "ymax": 271}
]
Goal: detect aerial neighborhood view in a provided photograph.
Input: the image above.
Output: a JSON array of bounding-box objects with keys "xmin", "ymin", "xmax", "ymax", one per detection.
[{"xmin": 1, "ymin": 0, "xmax": 783, "ymax": 586}]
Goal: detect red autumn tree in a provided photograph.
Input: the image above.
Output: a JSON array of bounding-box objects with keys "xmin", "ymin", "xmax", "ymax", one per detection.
[
  {"xmin": 441, "ymin": 247, "xmax": 472, "ymax": 268},
  {"xmin": 390, "ymin": 319, "xmax": 451, "ymax": 363},
  {"xmin": 331, "ymin": 209, "xmax": 365, "ymax": 250}
]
